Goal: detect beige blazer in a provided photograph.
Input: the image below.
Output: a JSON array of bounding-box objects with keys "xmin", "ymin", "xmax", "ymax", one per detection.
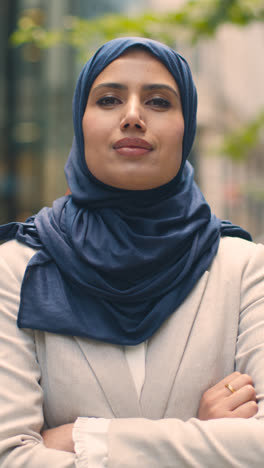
[{"xmin": 0, "ymin": 237, "xmax": 264, "ymax": 467}]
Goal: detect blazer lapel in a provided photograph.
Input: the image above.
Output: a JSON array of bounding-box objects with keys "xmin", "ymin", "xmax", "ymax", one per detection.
[
  {"xmin": 74, "ymin": 338, "xmax": 142, "ymax": 418},
  {"xmin": 140, "ymin": 271, "xmax": 209, "ymax": 419}
]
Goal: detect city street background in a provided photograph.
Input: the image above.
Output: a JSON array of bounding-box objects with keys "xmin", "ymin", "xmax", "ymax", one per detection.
[{"xmin": 1, "ymin": 0, "xmax": 264, "ymax": 240}]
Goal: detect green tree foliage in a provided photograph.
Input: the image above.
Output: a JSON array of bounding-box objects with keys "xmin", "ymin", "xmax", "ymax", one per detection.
[
  {"xmin": 219, "ymin": 112, "xmax": 264, "ymax": 161},
  {"xmin": 11, "ymin": 0, "xmax": 264, "ymax": 52},
  {"xmin": 11, "ymin": 0, "xmax": 264, "ymax": 160}
]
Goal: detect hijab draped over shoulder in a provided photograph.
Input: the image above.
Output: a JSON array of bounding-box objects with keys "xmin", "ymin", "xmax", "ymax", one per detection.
[{"xmin": 0, "ymin": 37, "xmax": 251, "ymax": 345}]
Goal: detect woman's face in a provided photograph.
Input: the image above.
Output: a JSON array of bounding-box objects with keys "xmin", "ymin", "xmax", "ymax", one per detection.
[{"xmin": 82, "ymin": 49, "xmax": 184, "ymax": 190}]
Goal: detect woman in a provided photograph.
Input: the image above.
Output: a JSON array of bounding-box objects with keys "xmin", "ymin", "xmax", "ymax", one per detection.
[{"xmin": 0, "ymin": 37, "xmax": 264, "ymax": 467}]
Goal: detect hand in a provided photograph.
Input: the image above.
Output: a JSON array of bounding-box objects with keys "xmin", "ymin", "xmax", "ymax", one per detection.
[
  {"xmin": 41, "ymin": 423, "xmax": 75, "ymax": 453},
  {"xmin": 198, "ymin": 371, "xmax": 258, "ymax": 420}
]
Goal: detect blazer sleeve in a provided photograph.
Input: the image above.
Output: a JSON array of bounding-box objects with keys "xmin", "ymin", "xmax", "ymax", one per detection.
[
  {"xmin": 0, "ymin": 246, "xmax": 75, "ymax": 467},
  {"xmin": 107, "ymin": 241, "xmax": 264, "ymax": 468}
]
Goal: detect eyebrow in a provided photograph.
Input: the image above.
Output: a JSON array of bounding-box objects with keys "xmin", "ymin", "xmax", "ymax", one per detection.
[
  {"xmin": 142, "ymin": 84, "xmax": 179, "ymax": 98},
  {"xmin": 91, "ymin": 82, "xmax": 179, "ymax": 98}
]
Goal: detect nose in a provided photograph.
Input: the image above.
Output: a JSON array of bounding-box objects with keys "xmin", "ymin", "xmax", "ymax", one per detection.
[{"xmin": 120, "ymin": 96, "xmax": 146, "ymax": 132}]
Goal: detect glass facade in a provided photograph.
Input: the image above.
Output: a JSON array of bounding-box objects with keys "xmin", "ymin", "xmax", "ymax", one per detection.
[{"xmin": 0, "ymin": 0, "xmax": 144, "ymax": 223}]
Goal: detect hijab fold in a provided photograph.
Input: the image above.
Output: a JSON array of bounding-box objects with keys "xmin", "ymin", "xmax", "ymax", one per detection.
[{"xmin": 0, "ymin": 37, "xmax": 251, "ymax": 345}]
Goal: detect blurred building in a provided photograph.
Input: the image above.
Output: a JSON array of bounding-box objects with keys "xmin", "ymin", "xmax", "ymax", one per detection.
[
  {"xmin": 1, "ymin": 0, "xmax": 264, "ymax": 239},
  {"xmin": 195, "ymin": 24, "xmax": 264, "ymax": 240},
  {"xmin": 0, "ymin": 0, "xmax": 144, "ymax": 224},
  {"xmin": 149, "ymin": 0, "xmax": 264, "ymax": 240}
]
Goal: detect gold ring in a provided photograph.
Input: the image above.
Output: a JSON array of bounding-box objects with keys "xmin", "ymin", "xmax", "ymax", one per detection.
[{"xmin": 225, "ymin": 383, "xmax": 236, "ymax": 394}]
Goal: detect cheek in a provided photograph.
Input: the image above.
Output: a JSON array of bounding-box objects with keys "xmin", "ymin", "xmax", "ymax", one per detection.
[
  {"xmin": 82, "ymin": 114, "xmax": 97, "ymax": 145},
  {"xmin": 83, "ymin": 112, "xmax": 113, "ymax": 150},
  {"xmin": 165, "ymin": 120, "xmax": 184, "ymax": 170},
  {"xmin": 166, "ymin": 121, "xmax": 185, "ymax": 152},
  {"xmin": 174, "ymin": 118, "xmax": 185, "ymax": 143},
  {"xmin": 82, "ymin": 119, "xmax": 104, "ymax": 169},
  {"xmin": 82, "ymin": 116, "xmax": 98, "ymax": 171}
]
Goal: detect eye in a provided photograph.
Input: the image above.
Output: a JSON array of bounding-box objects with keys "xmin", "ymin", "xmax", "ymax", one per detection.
[
  {"xmin": 146, "ymin": 97, "xmax": 171, "ymax": 109},
  {"xmin": 96, "ymin": 96, "xmax": 122, "ymax": 107}
]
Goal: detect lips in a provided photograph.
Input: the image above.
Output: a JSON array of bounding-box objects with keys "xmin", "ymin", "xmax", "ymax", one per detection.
[
  {"xmin": 113, "ymin": 138, "xmax": 153, "ymax": 150},
  {"xmin": 113, "ymin": 138, "xmax": 153, "ymax": 157}
]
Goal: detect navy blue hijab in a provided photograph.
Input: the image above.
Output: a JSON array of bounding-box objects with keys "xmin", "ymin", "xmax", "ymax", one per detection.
[{"xmin": 0, "ymin": 37, "xmax": 251, "ymax": 345}]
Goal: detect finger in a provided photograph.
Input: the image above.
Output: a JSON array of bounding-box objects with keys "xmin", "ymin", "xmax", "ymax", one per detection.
[
  {"xmin": 200, "ymin": 372, "xmax": 255, "ymax": 412},
  {"xmin": 230, "ymin": 400, "xmax": 258, "ymax": 419},
  {"xmin": 225, "ymin": 384, "xmax": 257, "ymax": 411},
  {"xmin": 207, "ymin": 373, "xmax": 251, "ymax": 400},
  {"xmin": 205, "ymin": 372, "xmax": 241, "ymax": 395},
  {"xmin": 225, "ymin": 373, "xmax": 254, "ymax": 396}
]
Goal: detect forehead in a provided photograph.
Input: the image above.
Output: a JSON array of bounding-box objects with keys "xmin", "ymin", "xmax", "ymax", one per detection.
[{"xmin": 90, "ymin": 49, "xmax": 178, "ymax": 90}]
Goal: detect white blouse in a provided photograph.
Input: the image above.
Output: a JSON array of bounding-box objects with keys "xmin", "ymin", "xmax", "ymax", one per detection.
[{"xmin": 73, "ymin": 342, "xmax": 147, "ymax": 467}]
